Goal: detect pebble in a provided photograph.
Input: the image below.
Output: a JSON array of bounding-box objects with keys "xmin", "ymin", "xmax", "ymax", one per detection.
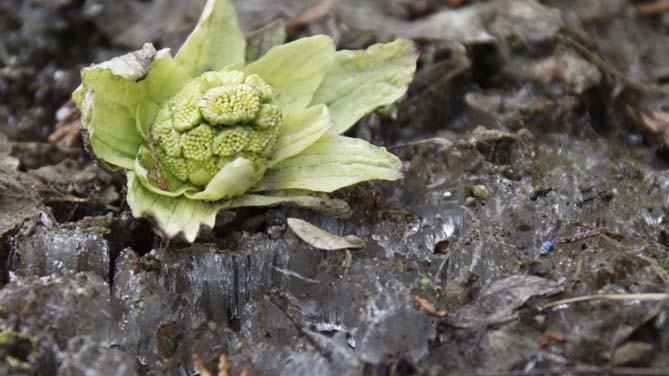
[
  {"xmin": 541, "ymin": 241, "xmax": 554, "ymax": 255},
  {"xmin": 472, "ymin": 185, "xmax": 489, "ymax": 200}
]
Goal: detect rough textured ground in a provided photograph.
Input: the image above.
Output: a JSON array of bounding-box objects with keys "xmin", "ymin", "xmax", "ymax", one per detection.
[{"xmin": 2, "ymin": 0, "xmax": 669, "ymax": 375}]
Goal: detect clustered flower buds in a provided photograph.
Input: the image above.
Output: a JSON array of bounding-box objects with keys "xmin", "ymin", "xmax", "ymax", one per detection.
[{"xmin": 151, "ymin": 70, "xmax": 281, "ymax": 187}]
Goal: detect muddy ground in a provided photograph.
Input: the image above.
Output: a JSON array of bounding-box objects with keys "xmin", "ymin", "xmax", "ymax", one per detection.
[{"xmin": 2, "ymin": 0, "xmax": 669, "ymax": 375}]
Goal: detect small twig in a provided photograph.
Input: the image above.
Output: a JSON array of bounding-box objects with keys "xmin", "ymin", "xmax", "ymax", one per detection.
[
  {"xmin": 554, "ymin": 226, "xmax": 623, "ymax": 244},
  {"xmin": 435, "ymin": 254, "xmax": 450, "ymax": 282},
  {"xmin": 638, "ymin": 0, "xmax": 669, "ymax": 16},
  {"xmin": 138, "ymin": 151, "xmax": 169, "ymax": 192},
  {"xmin": 287, "ymin": 0, "xmax": 335, "ymax": 38},
  {"xmin": 141, "ymin": 131, "xmax": 170, "ymax": 191},
  {"xmin": 493, "ymin": 293, "xmax": 669, "ymax": 325},
  {"xmin": 558, "ymin": 30, "xmax": 669, "ymax": 95},
  {"xmin": 38, "ymin": 182, "xmax": 120, "ymax": 212},
  {"xmin": 44, "ymin": 196, "xmax": 119, "ymax": 213},
  {"xmin": 542, "ymin": 293, "xmax": 669, "ymax": 310},
  {"xmin": 149, "ymin": 149, "xmax": 169, "ymax": 191},
  {"xmin": 269, "ymin": 291, "xmax": 333, "ymax": 361},
  {"xmin": 469, "ymin": 367, "xmax": 669, "ymax": 376},
  {"xmin": 388, "ymin": 138, "xmax": 452, "ymax": 151}
]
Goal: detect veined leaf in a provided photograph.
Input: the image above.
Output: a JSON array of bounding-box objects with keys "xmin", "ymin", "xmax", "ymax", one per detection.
[
  {"xmin": 128, "ymin": 172, "xmax": 351, "ymax": 242},
  {"xmin": 74, "ymin": 44, "xmax": 160, "ymax": 170},
  {"xmin": 244, "ymin": 35, "xmax": 335, "ymax": 115},
  {"xmin": 175, "ymin": 0, "xmax": 246, "ymax": 77},
  {"xmin": 270, "ymin": 104, "xmax": 331, "ymax": 166},
  {"xmin": 185, "ymin": 158, "xmax": 255, "ymax": 201},
  {"xmin": 145, "ymin": 49, "xmax": 190, "ymax": 104},
  {"xmin": 226, "ymin": 192, "xmax": 351, "ymax": 217},
  {"xmin": 310, "ymin": 39, "xmax": 418, "ymax": 134},
  {"xmin": 255, "ymin": 134, "xmax": 402, "ymax": 193},
  {"xmin": 127, "ymin": 172, "xmax": 222, "ymax": 242}
]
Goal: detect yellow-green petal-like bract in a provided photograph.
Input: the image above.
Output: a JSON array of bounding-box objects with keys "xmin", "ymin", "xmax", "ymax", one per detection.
[
  {"xmin": 74, "ymin": 0, "xmax": 418, "ymax": 242},
  {"xmin": 311, "ymin": 39, "xmax": 418, "ymax": 135}
]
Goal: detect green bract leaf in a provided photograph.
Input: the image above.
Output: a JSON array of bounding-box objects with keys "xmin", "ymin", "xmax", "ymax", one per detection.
[
  {"xmin": 129, "ymin": 171, "xmax": 351, "ymax": 241},
  {"xmin": 255, "ymin": 134, "xmax": 402, "ymax": 193},
  {"xmin": 310, "ymin": 39, "xmax": 418, "ymax": 134},
  {"xmin": 227, "ymin": 193, "xmax": 351, "ymax": 218},
  {"xmin": 244, "ymin": 35, "xmax": 335, "ymax": 114},
  {"xmin": 74, "ymin": 44, "xmax": 160, "ymax": 170},
  {"xmin": 184, "ymin": 158, "xmax": 254, "ymax": 201},
  {"xmin": 135, "ymin": 102, "xmax": 158, "ymax": 140},
  {"xmin": 127, "ymin": 172, "xmax": 220, "ymax": 242},
  {"xmin": 270, "ymin": 104, "xmax": 331, "ymax": 166},
  {"xmin": 145, "ymin": 50, "xmax": 190, "ymax": 104},
  {"xmin": 175, "ymin": 0, "xmax": 246, "ymax": 77}
]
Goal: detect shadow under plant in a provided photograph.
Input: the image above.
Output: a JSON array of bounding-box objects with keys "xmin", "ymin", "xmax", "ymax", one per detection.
[{"xmin": 2, "ymin": 0, "xmax": 669, "ymax": 375}]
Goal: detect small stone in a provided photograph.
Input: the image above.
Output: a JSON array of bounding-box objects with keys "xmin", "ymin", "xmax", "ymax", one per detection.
[
  {"xmin": 611, "ymin": 341, "xmax": 654, "ymax": 366},
  {"xmin": 472, "ymin": 185, "xmax": 489, "ymax": 200},
  {"xmin": 207, "ymin": 321, "xmax": 218, "ymax": 332},
  {"xmin": 541, "ymin": 241, "xmax": 554, "ymax": 255},
  {"xmin": 516, "ymin": 128, "xmax": 533, "ymax": 140},
  {"xmin": 465, "ymin": 196, "xmax": 477, "ymax": 207}
]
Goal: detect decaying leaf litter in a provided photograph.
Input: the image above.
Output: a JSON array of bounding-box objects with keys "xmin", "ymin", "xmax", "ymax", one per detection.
[{"xmin": 2, "ymin": 0, "xmax": 669, "ymax": 375}]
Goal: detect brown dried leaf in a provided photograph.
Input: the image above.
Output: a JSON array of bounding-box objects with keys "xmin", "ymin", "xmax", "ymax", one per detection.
[
  {"xmin": 48, "ymin": 100, "xmax": 81, "ymax": 148},
  {"xmin": 638, "ymin": 1, "xmax": 669, "ymax": 16},
  {"xmin": 218, "ymin": 353, "xmax": 229, "ymax": 376},
  {"xmin": 287, "ymin": 0, "xmax": 335, "ymax": 37},
  {"xmin": 537, "ymin": 330, "xmax": 567, "ymax": 348},
  {"xmin": 414, "ymin": 295, "xmax": 446, "ymax": 318},
  {"xmin": 193, "ymin": 353, "xmax": 212, "ymax": 376},
  {"xmin": 639, "ymin": 111, "xmax": 669, "ymax": 146},
  {"xmin": 287, "ymin": 217, "xmax": 365, "ymax": 250}
]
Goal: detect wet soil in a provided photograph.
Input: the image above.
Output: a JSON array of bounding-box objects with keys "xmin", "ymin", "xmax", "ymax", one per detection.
[{"xmin": 2, "ymin": 0, "xmax": 669, "ymax": 375}]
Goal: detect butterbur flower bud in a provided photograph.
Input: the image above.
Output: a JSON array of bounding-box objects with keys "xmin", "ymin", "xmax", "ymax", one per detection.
[
  {"xmin": 151, "ymin": 70, "xmax": 280, "ymax": 187},
  {"xmin": 73, "ymin": 0, "xmax": 418, "ymax": 242}
]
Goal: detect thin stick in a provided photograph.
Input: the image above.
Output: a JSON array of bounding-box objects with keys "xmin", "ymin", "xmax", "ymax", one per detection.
[
  {"xmin": 493, "ymin": 293, "xmax": 669, "ymax": 325},
  {"xmin": 269, "ymin": 291, "xmax": 333, "ymax": 361},
  {"xmin": 388, "ymin": 138, "xmax": 452, "ymax": 151},
  {"xmin": 638, "ymin": 0, "xmax": 669, "ymax": 16},
  {"xmin": 469, "ymin": 367, "xmax": 669, "ymax": 376},
  {"xmin": 558, "ymin": 31, "xmax": 669, "ymax": 95},
  {"xmin": 542, "ymin": 293, "xmax": 669, "ymax": 310}
]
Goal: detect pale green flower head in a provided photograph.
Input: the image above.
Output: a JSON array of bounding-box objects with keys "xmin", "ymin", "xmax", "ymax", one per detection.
[{"xmin": 73, "ymin": 0, "xmax": 418, "ymax": 242}]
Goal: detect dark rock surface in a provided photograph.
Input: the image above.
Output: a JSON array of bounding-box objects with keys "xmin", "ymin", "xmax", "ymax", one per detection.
[{"xmin": 2, "ymin": 0, "xmax": 669, "ymax": 374}]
